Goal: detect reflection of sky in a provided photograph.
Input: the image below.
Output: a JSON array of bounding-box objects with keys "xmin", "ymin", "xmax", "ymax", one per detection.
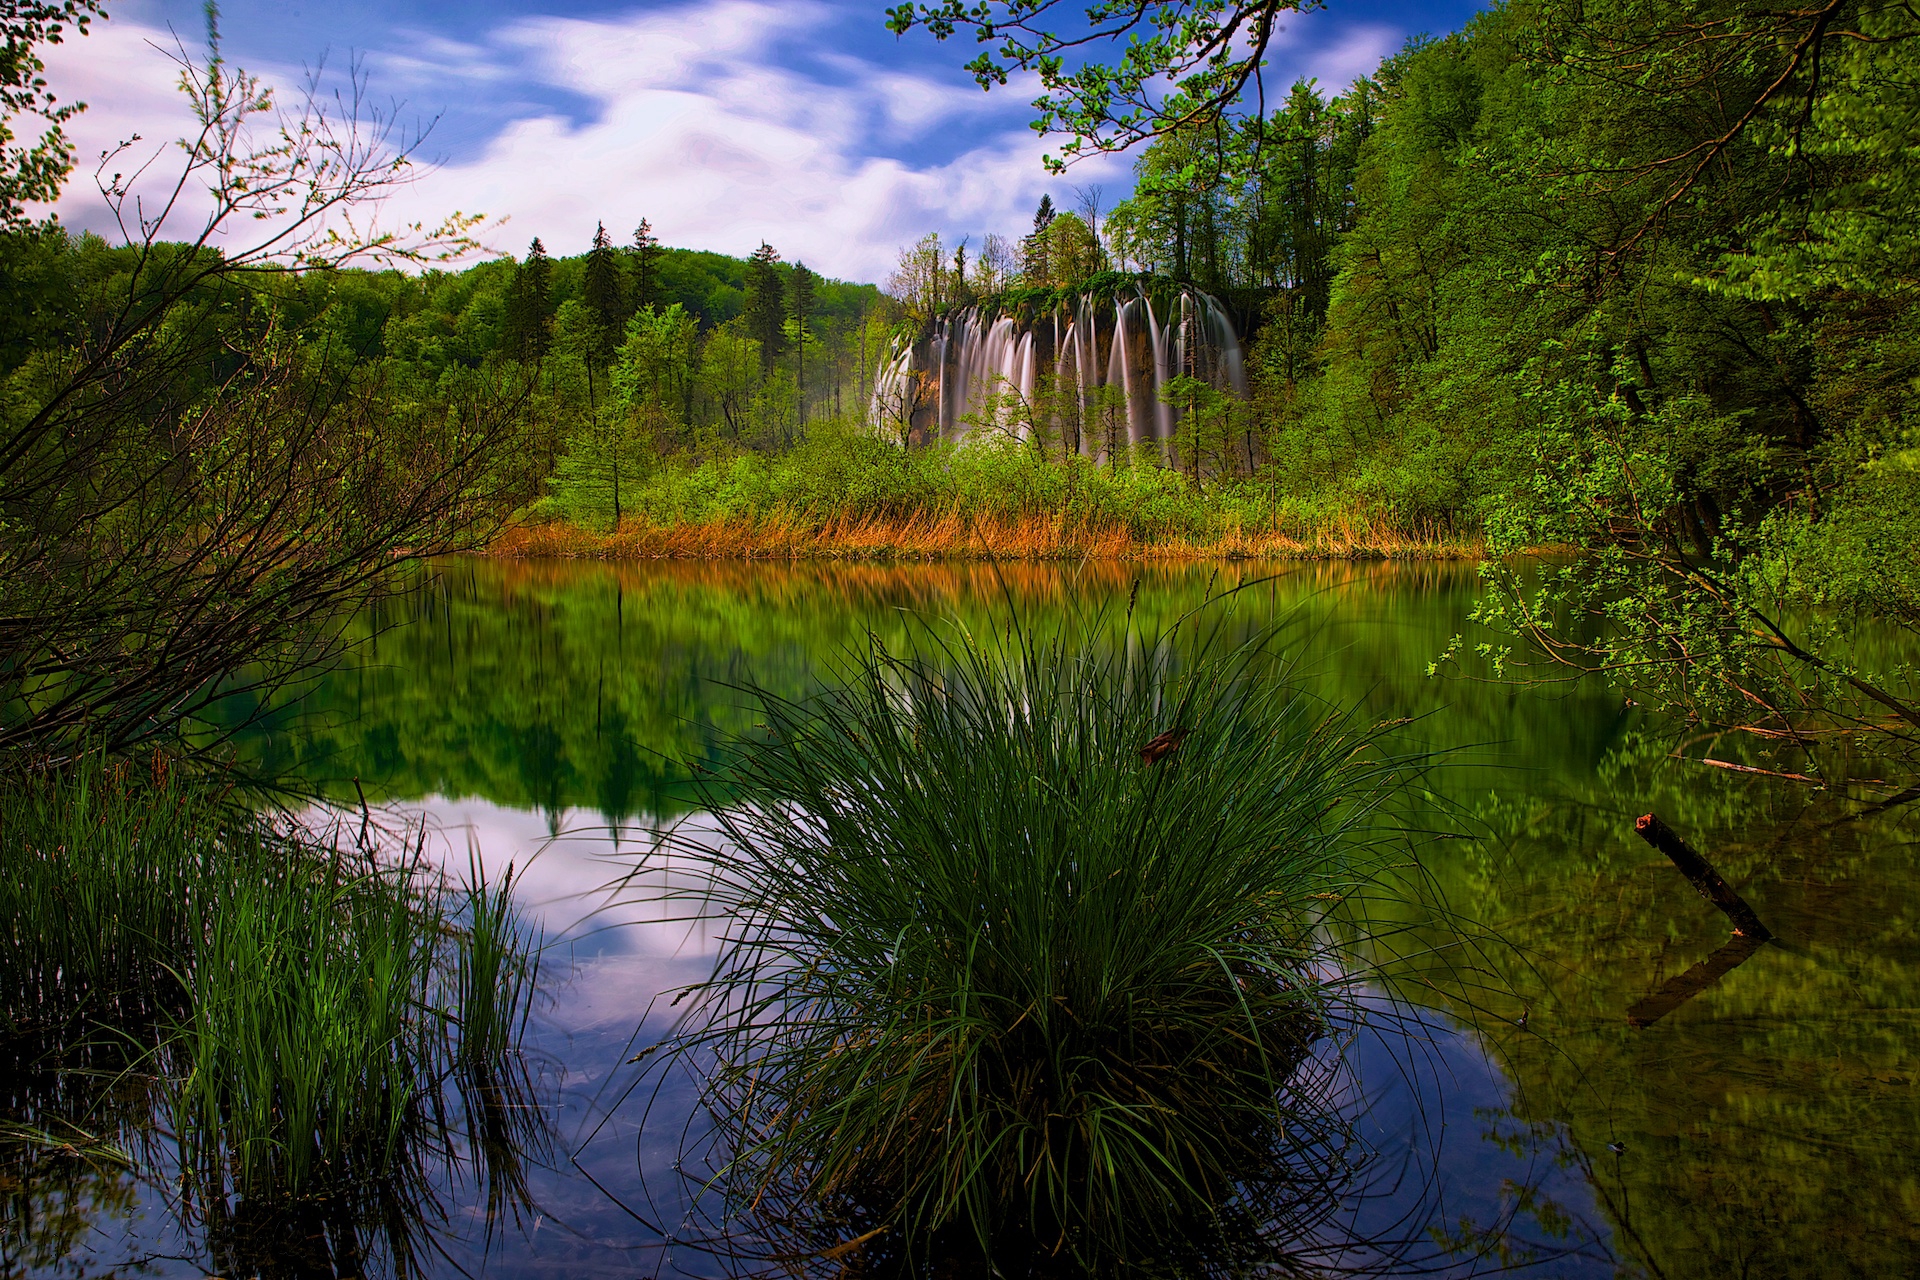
[
  {"xmin": 383, "ymin": 795, "xmax": 1618, "ymax": 1274},
  {"xmin": 56, "ymin": 789, "xmax": 1617, "ymax": 1276},
  {"xmin": 47, "ymin": 0, "xmax": 1486, "ymax": 280},
  {"xmin": 341, "ymin": 797, "xmax": 731, "ymax": 1036}
]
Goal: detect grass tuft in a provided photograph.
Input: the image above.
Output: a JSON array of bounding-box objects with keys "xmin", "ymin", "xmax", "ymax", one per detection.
[
  {"xmin": 656, "ymin": 603, "xmax": 1407, "ymax": 1274},
  {"xmin": 0, "ymin": 761, "xmax": 544, "ymax": 1229}
]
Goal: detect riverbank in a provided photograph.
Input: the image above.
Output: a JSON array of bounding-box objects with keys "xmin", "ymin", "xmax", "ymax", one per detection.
[
  {"xmin": 490, "ymin": 512, "xmax": 1482, "ymax": 561},
  {"xmin": 524, "ymin": 431, "xmax": 1483, "ymax": 561}
]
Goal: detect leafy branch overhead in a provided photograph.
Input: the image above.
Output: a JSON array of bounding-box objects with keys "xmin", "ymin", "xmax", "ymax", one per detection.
[
  {"xmin": 0, "ymin": 0, "xmax": 104, "ymax": 227},
  {"xmin": 885, "ymin": 1, "xmax": 1323, "ymax": 169}
]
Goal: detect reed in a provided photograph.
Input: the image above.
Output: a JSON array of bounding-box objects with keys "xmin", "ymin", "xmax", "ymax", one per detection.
[
  {"xmin": 657, "ymin": 604, "xmax": 1405, "ymax": 1274},
  {"xmin": 493, "ymin": 507, "xmax": 1478, "ymax": 563},
  {"xmin": 0, "ymin": 762, "xmax": 542, "ymax": 1214},
  {"xmin": 455, "ymin": 852, "xmax": 542, "ymax": 1074},
  {"xmin": 167, "ymin": 838, "xmax": 443, "ymax": 1194},
  {"xmin": 518, "ymin": 431, "xmax": 1482, "ymax": 564},
  {"xmin": 0, "ymin": 760, "xmax": 205, "ymax": 1036}
]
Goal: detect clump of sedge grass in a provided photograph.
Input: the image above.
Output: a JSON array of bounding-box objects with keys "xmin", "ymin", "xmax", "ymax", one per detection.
[
  {"xmin": 0, "ymin": 761, "xmax": 543, "ymax": 1223},
  {"xmin": 659, "ymin": 608, "xmax": 1402, "ymax": 1275},
  {"xmin": 169, "ymin": 835, "xmax": 445, "ymax": 1196}
]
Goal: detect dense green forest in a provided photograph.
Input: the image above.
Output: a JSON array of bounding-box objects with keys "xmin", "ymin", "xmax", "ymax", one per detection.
[
  {"xmin": 3, "ymin": 0, "xmax": 1918, "ymax": 765},
  {"xmin": 2, "ymin": 224, "xmax": 891, "ymax": 509},
  {"xmin": 1013, "ymin": 0, "xmax": 1920, "ymax": 764}
]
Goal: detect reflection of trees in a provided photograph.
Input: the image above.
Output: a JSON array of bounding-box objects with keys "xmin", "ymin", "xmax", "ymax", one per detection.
[
  {"xmin": 229, "ymin": 559, "xmax": 1550, "ymax": 827},
  {"xmin": 1381, "ymin": 737, "xmax": 1920, "ymax": 1278},
  {"xmin": 204, "ymin": 558, "xmax": 1920, "ymax": 1271}
]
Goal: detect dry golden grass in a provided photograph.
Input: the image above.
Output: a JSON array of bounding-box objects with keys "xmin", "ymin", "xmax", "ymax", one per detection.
[{"xmin": 488, "ymin": 511, "xmax": 1481, "ymax": 562}]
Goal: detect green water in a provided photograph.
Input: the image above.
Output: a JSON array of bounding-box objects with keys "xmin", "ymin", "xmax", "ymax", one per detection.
[{"xmin": 217, "ymin": 557, "xmax": 1920, "ymax": 1277}]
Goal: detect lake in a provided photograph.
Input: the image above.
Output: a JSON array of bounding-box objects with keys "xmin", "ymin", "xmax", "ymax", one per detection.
[{"xmin": 16, "ymin": 557, "xmax": 1920, "ymax": 1277}]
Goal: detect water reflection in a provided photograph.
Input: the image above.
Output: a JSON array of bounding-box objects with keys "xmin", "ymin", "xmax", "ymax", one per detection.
[{"xmin": 18, "ymin": 558, "xmax": 1920, "ymax": 1276}]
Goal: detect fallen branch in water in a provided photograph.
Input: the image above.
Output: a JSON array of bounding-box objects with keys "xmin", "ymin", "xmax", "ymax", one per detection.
[
  {"xmin": 1625, "ymin": 933, "xmax": 1766, "ymax": 1028},
  {"xmin": 1634, "ymin": 813, "xmax": 1773, "ymax": 941}
]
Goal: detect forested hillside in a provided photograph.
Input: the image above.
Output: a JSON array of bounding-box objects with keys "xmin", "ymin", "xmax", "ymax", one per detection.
[
  {"xmin": 2, "ymin": 222, "xmax": 890, "ymax": 512},
  {"xmin": 1077, "ymin": 0, "xmax": 1920, "ymax": 753}
]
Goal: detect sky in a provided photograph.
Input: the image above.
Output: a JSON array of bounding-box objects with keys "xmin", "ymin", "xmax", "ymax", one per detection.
[{"xmin": 42, "ymin": 0, "xmax": 1484, "ymax": 282}]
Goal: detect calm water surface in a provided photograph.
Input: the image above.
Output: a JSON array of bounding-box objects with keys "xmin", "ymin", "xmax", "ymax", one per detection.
[{"xmin": 22, "ymin": 559, "xmax": 1920, "ymax": 1277}]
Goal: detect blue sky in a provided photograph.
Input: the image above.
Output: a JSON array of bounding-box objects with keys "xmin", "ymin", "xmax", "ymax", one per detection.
[{"xmin": 49, "ymin": 1, "xmax": 1484, "ymax": 281}]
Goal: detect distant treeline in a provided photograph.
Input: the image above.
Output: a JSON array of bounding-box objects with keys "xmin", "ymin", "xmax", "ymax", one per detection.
[{"xmin": 2, "ymin": 221, "xmax": 893, "ymax": 497}]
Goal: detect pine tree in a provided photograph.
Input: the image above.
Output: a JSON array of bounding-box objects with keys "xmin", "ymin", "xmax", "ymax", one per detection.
[
  {"xmin": 630, "ymin": 219, "xmax": 663, "ymax": 313},
  {"xmin": 789, "ymin": 260, "xmax": 817, "ymax": 418},
  {"xmin": 743, "ymin": 241, "xmax": 786, "ymax": 377},
  {"xmin": 582, "ymin": 221, "xmax": 626, "ymax": 365},
  {"xmin": 1023, "ymin": 194, "xmax": 1056, "ymax": 286},
  {"xmin": 502, "ymin": 237, "xmax": 553, "ymax": 362}
]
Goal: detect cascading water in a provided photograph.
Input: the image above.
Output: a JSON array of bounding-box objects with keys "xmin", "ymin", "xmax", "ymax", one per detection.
[{"xmin": 870, "ymin": 282, "xmax": 1249, "ymax": 461}]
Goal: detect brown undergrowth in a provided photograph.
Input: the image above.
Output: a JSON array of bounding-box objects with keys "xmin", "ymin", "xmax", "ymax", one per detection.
[{"xmin": 488, "ymin": 511, "xmax": 1482, "ymax": 561}]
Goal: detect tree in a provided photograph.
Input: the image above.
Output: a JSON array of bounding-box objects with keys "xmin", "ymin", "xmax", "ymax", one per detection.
[
  {"xmin": 887, "ymin": 232, "xmax": 953, "ymax": 326},
  {"xmin": 546, "ymin": 410, "xmax": 651, "ymax": 533},
  {"xmin": 630, "ymin": 218, "xmax": 662, "ymax": 312},
  {"xmin": 0, "ymin": 1, "xmax": 103, "ymax": 228},
  {"xmin": 1023, "ymin": 194, "xmax": 1056, "ymax": 284},
  {"xmin": 974, "ymin": 233, "xmax": 1020, "ymax": 295},
  {"xmin": 789, "ymin": 259, "xmax": 817, "ymax": 420},
  {"xmin": 886, "ymin": 1, "xmax": 1323, "ymax": 169},
  {"xmin": 872, "ymin": 365, "xmax": 937, "ymax": 450},
  {"xmin": 1044, "ymin": 211, "xmax": 1107, "ymax": 285},
  {"xmin": 948, "ymin": 240, "xmax": 974, "ymax": 310},
  {"xmin": 581, "ymin": 221, "xmax": 626, "ymax": 366},
  {"xmin": 743, "ymin": 241, "xmax": 786, "ymax": 377},
  {"xmin": 502, "ymin": 237, "xmax": 554, "ymax": 363},
  {"xmin": 0, "ymin": 13, "xmax": 517, "ymax": 765},
  {"xmin": 614, "ymin": 303, "xmax": 700, "ymax": 443}
]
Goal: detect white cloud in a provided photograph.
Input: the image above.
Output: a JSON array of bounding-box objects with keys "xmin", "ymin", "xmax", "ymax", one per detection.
[
  {"xmin": 41, "ymin": 20, "xmax": 222, "ymax": 241},
  {"xmin": 41, "ymin": 0, "xmax": 1121, "ymax": 282},
  {"xmin": 1293, "ymin": 23, "xmax": 1404, "ymax": 94}
]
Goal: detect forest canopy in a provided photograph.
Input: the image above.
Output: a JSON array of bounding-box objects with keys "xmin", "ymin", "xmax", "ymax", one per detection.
[{"xmin": 889, "ymin": 0, "xmax": 1920, "ymax": 765}]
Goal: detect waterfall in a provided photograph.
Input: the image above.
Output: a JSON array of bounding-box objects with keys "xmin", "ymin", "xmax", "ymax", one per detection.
[{"xmin": 869, "ymin": 282, "xmax": 1249, "ymax": 460}]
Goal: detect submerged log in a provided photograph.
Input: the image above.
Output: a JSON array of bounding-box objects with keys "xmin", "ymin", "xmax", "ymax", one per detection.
[{"xmin": 1634, "ymin": 813, "xmax": 1773, "ymax": 941}]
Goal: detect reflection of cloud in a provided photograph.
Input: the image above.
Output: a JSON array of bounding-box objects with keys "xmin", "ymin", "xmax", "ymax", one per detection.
[{"xmin": 305, "ymin": 797, "xmax": 733, "ymax": 1037}]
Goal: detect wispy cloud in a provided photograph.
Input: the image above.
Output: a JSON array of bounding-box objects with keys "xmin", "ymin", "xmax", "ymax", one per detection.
[
  {"xmin": 40, "ymin": 1, "xmax": 1429, "ymax": 282},
  {"xmin": 46, "ymin": 1, "xmax": 1121, "ymax": 281}
]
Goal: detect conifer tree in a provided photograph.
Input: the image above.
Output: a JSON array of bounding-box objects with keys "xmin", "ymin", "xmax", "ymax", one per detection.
[
  {"xmin": 743, "ymin": 241, "xmax": 786, "ymax": 377},
  {"xmin": 630, "ymin": 219, "xmax": 662, "ymax": 312},
  {"xmin": 581, "ymin": 221, "xmax": 626, "ymax": 365},
  {"xmin": 501, "ymin": 236, "xmax": 553, "ymax": 362},
  {"xmin": 1023, "ymin": 194, "xmax": 1056, "ymax": 285},
  {"xmin": 789, "ymin": 260, "xmax": 817, "ymax": 417}
]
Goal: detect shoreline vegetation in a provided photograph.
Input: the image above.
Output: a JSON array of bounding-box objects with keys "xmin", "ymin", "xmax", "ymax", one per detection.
[
  {"xmin": 504, "ymin": 431, "xmax": 1483, "ymax": 560},
  {"xmin": 491, "ymin": 513, "xmax": 1481, "ymax": 561}
]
